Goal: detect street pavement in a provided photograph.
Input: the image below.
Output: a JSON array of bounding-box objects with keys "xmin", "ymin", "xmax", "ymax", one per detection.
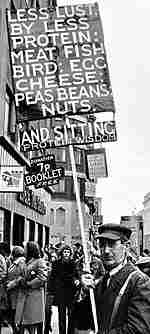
[
  {"xmin": 51, "ymin": 306, "xmax": 59, "ymax": 334},
  {"xmin": 51, "ymin": 306, "xmax": 94, "ymax": 334}
]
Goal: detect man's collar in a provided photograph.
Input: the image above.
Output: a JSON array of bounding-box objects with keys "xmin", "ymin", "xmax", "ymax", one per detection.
[{"xmin": 109, "ymin": 259, "xmax": 127, "ymax": 278}]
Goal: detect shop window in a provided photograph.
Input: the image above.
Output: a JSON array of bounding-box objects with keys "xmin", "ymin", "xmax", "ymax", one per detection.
[
  {"xmin": 23, "ymin": 0, "xmax": 38, "ymax": 7},
  {"xmin": 50, "ymin": 208, "xmax": 54, "ymax": 225},
  {"xmin": 73, "ymin": 179, "xmax": 81, "ymax": 194},
  {"xmin": 45, "ymin": 226, "xmax": 49, "ymax": 246},
  {"xmin": 4, "ymin": 89, "xmax": 12, "ymax": 136},
  {"xmin": 13, "ymin": 213, "xmax": 25, "ymax": 246},
  {"xmin": 54, "ymin": 179, "xmax": 65, "ymax": 193},
  {"xmin": 4, "ymin": 210, "xmax": 11, "ymax": 245},
  {"xmin": 74, "ymin": 149, "xmax": 82, "ymax": 165},
  {"xmin": 29, "ymin": 220, "xmax": 35, "ymax": 241},
  {"xmin": 9, "ymin": 0, "xmax": 17, "ymax": 11},
  {"xmin": 0, "ymin": 209, "xmax": 11, "ymax": 244},
  {"xmin": 30, "ymin": 150, "xmax": 39, "ymax": 159},
  {"xmin": 56, "ymin": 207, "xmax": 65, "ymax": 227},
  {"xmin": 0, "ymin": 209, "xmax": 4, "ymax": 242},
  {"xmin": 55, "ymin": 148, "xmax": 66, "ymax": 162},
  {"xmin": 4, "ymin": 85, "xmax": 16, "ymax": 142},
  {"xmin": 38, "ymin": 223, "xmax": 43, "ymax": 248}
]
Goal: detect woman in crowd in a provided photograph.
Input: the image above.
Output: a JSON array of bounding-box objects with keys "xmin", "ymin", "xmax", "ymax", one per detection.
[
  {"xmin": 7, "ymin": 245, "xmax": 26, "ymax": 330},
  {"xmin": 19, "ymin": 241, "xmax": 47, "ymax": 334}
]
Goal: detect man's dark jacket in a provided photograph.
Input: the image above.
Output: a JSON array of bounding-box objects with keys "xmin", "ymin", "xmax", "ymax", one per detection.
[
  {"xmin": 95, "ymin": 262, "xmax": 150, "ymax": 333},
  {"xmin": 48, "ymin": 258, "xmax": 78, "ymax": 305}
]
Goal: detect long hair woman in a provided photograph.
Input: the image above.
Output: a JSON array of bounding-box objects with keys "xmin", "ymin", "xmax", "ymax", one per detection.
[{"xmin": 21, "ymin": 241, "xmax": 47, "ymax": 334}]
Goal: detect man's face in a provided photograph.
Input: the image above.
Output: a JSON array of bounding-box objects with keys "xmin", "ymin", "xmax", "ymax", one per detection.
[
  {"xmin": 62, "ymin": 249, "xmax": 71, "ymax": 260},
  {"xmin": 99, "ymin": 238, "xmax": 126, "ymax": 270},
  {"xmin": 51, "ymin": 253, "xmax": 57, "ymax": 262}
]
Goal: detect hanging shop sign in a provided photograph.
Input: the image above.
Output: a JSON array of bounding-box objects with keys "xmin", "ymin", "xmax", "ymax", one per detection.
[
  {"xmin": 19, "ymin": 120, "xmax": 117, "ymax": 152},
  {"xmin": 93, "ymin": 197, "xmax": 103, "ymax": 225},
  {"xmin": 17, "ymin": 188, "xmax": 46, "ymax": 215},
  {"xmin": 0, "ymin": 165, "xmax": 24, "ymax": 192},
  {"xmin": 6, "ymin": 3, "xmax": 115, "ymax": 122},
  {"xmin": 28, "ymin": 153, "xmax": 62, "ymax": 188},
  {"xmin": 86, "ymin": 148, "xmax": 108, "ymax": 180},
  {"xmin": 30, "ymin": 154, "xmax": 56, "ymax": 173},
  {"xmin": 24, "ymin": 166, "xmax": 64, "ymax": 188},
  {"xmin": 85, "ymin": 180, "xmax": 96, "ymax": 197}
]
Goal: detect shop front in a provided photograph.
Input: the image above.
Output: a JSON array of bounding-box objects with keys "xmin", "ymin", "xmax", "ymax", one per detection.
[{"xmin": 0, "ymin": 138, "xmax": 51, "ymax": 249}]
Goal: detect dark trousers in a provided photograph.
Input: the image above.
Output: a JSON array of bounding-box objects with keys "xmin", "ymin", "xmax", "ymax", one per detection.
[
  {"xmin": 20, "ymin": 323, "xmax": 43, "ymax": 334},
  {"xmin": 58, "ymin": 304, "xmax": 74, "ymax": 334}
]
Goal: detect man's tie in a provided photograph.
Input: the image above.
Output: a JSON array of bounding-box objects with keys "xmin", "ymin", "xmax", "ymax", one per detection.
[{"xmin": 102, "ymin": 272, "xmax": 110, "ymax": 292}]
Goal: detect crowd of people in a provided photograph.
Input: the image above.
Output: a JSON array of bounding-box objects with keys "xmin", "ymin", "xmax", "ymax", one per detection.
[
  {"xmin": 0, "ymin": 239, "xmax": 103, "ymax": 334},
  {"xmin": 1, "ymin": 223, "xmax": 150, "ymax": 334}
]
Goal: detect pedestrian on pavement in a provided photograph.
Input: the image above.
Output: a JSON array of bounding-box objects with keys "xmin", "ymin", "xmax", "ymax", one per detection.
[
  {"xmin": 81, "ymin": 223, "xmax": 150, "ymax": 333},
  {"xmin": 136, "ymin": 256, "xmax": 150, "ymax": 277},
  {"xmin": 44, "ymin": 251, "xmax": 58, "ymax": 334},
  {"xmin": 49, "ymin": 245, "xmax": 79, "ymax": 334},
  {"xmin": 0, "ymin": 242, "xmax": 11, "ymax": 324},
  {"xmin": 6, "ymin": 245, "xmax": 26, "ymax": 330},
  {"xmin": 18, "ymin": 241, "xmax": 48, "ymax": 334}
]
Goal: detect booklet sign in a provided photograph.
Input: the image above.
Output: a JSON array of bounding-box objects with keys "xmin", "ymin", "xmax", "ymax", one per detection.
[{"xmin": 7, "ymin": 3, "xmax": 115, "ymax": 121}]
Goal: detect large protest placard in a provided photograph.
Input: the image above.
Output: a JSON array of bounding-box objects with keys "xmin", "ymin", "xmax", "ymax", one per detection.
[
  {"xmin": 6, "ymin": 3, "xmax": 115, "ymax": 121},
  {"xmin": 20, "ymin": 120, "xmax": 117, "ymax": 152}
]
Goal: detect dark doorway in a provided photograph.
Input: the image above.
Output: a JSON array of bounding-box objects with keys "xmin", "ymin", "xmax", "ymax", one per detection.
[
  {"xmin": 13, "ymin": 213, "xmax": 24, "ymax": 246},
  {"xmin": 4, "ymin": 209, "xmax": 11, "ymax": 246},
  {"xmin": 29, "ymin": 220, "xmax": 35, "ymax": 241},
  {"xmin": 45, "ymin": 226, "xmax": 49, "ymax": 247},
  {"xmin": 38, "ymin": 223, "xmax": 43, "ymax": 248}
]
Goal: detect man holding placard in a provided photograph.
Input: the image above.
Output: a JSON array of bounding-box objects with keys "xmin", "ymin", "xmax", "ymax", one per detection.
[{"xmin": 82, "ymin": 223, "xmax": 150, "ymax": 333}]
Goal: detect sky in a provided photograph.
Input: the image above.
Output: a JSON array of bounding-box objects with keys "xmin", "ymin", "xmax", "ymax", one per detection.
[
  {"xmin": 58, "ymin": 0, "xmax": 150, "ymax": 223},
  {"xmin": 96, "ymin": 0, "xmax": 150, "ymax": 223}
]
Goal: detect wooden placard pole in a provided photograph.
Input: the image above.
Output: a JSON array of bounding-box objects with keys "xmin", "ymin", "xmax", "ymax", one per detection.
[{"xmin": 66, "ymin": 117, "xmax": 98, "ymax": 333}]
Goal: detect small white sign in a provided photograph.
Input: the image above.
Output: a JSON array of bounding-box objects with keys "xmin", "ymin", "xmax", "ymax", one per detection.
[
  {"xmin": 85, "ymin": 181, "xmax": 96, "ymax": 197},
  {"xmin": 0, "ymin": 165, "xmax": 24, "ymax": 192},
  {"xmin": 87, "ymin": 148, "xmax": 108, "ymax": 179}
]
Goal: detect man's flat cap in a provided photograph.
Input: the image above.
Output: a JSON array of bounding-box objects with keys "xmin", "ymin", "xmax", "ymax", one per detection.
[{"xmin": 96, "ymin": 223, "xmax": 132, "ymax": 241}]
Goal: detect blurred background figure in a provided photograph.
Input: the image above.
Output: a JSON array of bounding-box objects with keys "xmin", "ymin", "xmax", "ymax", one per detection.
[
  {"xmin": 73, "ymin": 243, "xmax": 84, "ymax": 277},
  {"xmin": 90, "ymin": 255, "xmax": 105, "ymax": 282},
  {"xmin": 7, "ymin": 245, "xmax": 26, "ymax": 330},
  {"xmin": 143, "ymin": 249, "xmax": 150, "ymax": 257},
  {"xmin": 136, "ymin": 256, "xmax": 150, "ymax": 277}
]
